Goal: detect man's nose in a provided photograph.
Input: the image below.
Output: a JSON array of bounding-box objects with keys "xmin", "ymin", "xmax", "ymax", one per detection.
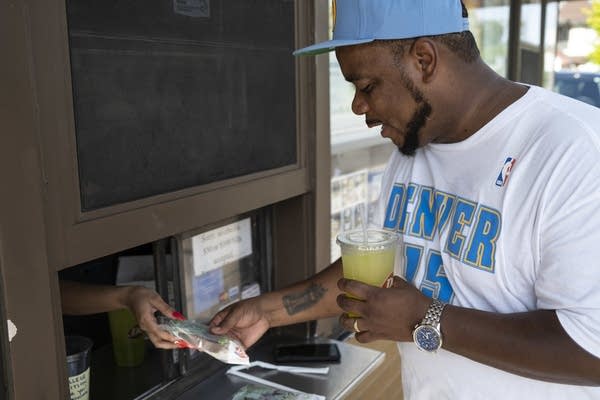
[{"xmin": 351, "ymin": 92, "xmax": 369, "ymax": 115}]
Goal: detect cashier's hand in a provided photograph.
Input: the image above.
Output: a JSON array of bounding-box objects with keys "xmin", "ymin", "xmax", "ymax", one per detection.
[
  {"xmin": 337, "ymin": 276, "xmax": 430, "ymax": 343},
  {"xmin": 209, "ymin": 297, "xmax": 270, "ymax": 349},
  {"xmin": 123, "ymin": 286, "xmax": 184, "ymax": 350}
]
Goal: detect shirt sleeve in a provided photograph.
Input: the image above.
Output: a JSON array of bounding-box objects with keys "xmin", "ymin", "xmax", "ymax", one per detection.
[{"xmin": 535, "ymin": 130, "xmax": 600, "ymax": 359}]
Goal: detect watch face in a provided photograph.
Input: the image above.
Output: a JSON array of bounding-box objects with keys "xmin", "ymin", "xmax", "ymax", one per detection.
[{"xmin": 413, "ymin": 325, "xmax": 442, "ymax": 352}]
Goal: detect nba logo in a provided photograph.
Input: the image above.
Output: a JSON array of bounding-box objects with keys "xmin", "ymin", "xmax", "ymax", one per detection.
[{"xmin": 495, "ymin": 157, "xmax": 516, "ymax": 187}]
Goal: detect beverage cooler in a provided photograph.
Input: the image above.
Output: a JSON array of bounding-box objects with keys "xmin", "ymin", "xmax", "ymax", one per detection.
[{"xmin": 1, "ymin": 0, "xmax": 343, "ymax": 398}]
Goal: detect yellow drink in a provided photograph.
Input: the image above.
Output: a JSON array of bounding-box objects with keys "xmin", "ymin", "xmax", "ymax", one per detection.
[
  {"xmin": 341, "ymin": 248, "xmax": 395, "ymax": 289},
  {"xmin": 108, "ymin": 308, "xmax": 146, "ymax": 367},
  {"xmin": 337, "ymin": 229, "xmax": 399, "ymax": 318}
]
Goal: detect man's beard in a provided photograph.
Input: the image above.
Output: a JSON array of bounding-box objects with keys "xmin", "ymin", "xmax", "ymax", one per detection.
[
  {"xmin": 399, "ymin": 101, "xmax": 432, "ymax": 156},
  {"xmin": 396, "ymin": 71, "xmax": 432, "ymax": 156}
]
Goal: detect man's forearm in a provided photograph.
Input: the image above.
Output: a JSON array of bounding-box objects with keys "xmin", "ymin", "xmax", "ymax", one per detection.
[
  {"xmin": 442, "ymin": 306, "xmax": 600, "ymax": 385},
  {"xmin": 262, "ymin": 259, "xmax": 344, "ymax": 328}
]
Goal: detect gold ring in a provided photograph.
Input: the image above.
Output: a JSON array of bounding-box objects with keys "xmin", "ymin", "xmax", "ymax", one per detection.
[{"xmin": 353, "ymin": 318, "xmax": 361, "ymax": 333}]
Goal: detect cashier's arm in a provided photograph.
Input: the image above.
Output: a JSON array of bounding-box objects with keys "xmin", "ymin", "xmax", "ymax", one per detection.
[
  {"xmin": 210, "ymin": 259, "xmax": 344, "ymax": 347},
  {"xmin": 61, "ymin": 280, "xmax": 140, "ymax": 315},
  {"xmin": 60, "ymin": 280, "xmax": 182, "ymax": 349}
]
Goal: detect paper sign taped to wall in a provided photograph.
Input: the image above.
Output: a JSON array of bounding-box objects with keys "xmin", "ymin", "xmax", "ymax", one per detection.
[{"xmin": 192, "ymin": 218, "xmax": 252, "ymax": 276}]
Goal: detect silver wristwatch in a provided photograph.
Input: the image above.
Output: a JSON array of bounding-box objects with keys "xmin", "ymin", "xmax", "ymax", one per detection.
[{"xmin": 413, "ymin": 299, "xmax": 446, "ymax": 352}]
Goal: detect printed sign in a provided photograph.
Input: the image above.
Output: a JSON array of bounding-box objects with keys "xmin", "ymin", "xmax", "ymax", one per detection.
[
  {"xmin": 193, "ymin": 269, "xmax": 224, "ymax": 314},
  {"xmin": 68, "ymin": 368, "xmax": 90, "ymax": 400},
  {"xmin": 192, "ymin": 218, "xmax": 253, "ymax": 276},
  {"xmin": 241, "ymin": 282, "xmax": 261, "ymax": 299}
]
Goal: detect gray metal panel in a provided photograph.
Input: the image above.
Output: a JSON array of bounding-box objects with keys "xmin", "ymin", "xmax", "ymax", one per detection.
[{"xmin": 174, "ymin": 339, "xmax": 384, "ymax": 400}]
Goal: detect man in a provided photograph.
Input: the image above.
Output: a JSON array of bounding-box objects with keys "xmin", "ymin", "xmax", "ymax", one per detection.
[{"xmin": 210, "ymin": 0, "xmax": 600, "ymax": 398}]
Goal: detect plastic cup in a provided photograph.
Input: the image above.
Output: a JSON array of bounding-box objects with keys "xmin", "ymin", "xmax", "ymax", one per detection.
[
  {"xmin": 336, "ymin": 229, "xmax": 400, "ymax": 317},
  {"xmin": 108, "ymin": 308, "xmax": 146, "ymax": 367},
  {"xmin": 65, "ymin": 335, "xmax": 93, "ymax": 400}
]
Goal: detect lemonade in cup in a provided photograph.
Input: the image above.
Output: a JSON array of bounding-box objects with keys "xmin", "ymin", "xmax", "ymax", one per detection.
[{"xmin": 336, "ymin": 229, "xmax": 399, "ymax": 317}]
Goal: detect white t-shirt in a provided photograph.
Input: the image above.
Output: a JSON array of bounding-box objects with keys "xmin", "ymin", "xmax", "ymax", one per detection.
[{"xmin": 372, "ymin": 86, "xmax": 600, "ymax": 399}]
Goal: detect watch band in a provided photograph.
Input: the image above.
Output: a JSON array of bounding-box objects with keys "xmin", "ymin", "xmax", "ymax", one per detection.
[{"xmin": 422, "ymin": 299, "xmax": 446, "ymax": 327}]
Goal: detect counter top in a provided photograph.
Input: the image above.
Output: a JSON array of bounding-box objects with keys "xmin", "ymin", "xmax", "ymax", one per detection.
[{"xmin": 174, "ymin": 338, "xmax": 385, "ymax": 400}]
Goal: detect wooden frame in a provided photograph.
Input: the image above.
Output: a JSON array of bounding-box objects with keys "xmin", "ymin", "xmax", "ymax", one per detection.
[
  {"xmin": 1, "ymin": 0, "xmax": 330, "ymax": 398},
  {"xmin": 34, "ymin": 0, "xmax": 312, "ymax": 271}
]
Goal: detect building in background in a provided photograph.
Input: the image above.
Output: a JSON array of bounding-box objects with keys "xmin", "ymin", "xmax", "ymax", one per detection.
[{"xmin": 555, "ymin": 1, "xmax": 598, "ymax": 71}]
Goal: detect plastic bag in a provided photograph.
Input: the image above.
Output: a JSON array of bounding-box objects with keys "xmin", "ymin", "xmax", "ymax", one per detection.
[{"xmin": 160, "ymin": 319, "xmax": 249, "ymax": 365}]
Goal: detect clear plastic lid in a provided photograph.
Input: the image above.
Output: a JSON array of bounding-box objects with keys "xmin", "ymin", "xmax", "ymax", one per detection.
[{"xmin": 336, "ymin": 229, "xmax": 399, "ymax": 252}]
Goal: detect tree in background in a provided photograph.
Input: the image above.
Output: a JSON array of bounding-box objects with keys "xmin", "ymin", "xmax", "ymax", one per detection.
[{"xmin": 588, "ymin": 0, "xmax": 600, "ymax": 65}]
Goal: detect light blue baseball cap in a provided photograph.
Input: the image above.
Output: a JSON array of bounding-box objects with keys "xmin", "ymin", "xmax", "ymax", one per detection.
[{"xmin": 293, "ymin": 0, "xmax": 470, "ymax": 56}]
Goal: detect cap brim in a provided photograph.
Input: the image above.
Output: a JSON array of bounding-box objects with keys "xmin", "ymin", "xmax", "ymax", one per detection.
[{"xmin": 293, "ymin": 38, "xmax": 375, "ymax": 56}]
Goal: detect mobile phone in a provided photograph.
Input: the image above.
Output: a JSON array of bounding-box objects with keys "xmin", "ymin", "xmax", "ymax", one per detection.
[{"xmin": 273, "ymin": 343, "xmax": 341, "ymax": 363}]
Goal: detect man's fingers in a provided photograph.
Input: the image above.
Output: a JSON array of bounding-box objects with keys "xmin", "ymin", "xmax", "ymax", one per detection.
[
  {"xmin": 354, "ymin": 330, "xmax": 380, "ymax": 343},
  {"xmin": 339, "ymin": 313, "xmax": 370, "ymax": 334},
  {"xmin": 336, "ymin": 293, "xmax": 367, "ymax": 317},
  {"xmin": 209, "ymin": 308, "xmax": 237, "ymax": 334},
  {"xmin": 392, "ymin": 275, "xmax": 408, "ymax": 288},
  {"xmin": 338, "ymin": 278, "xmax": 373, "ymax": 299},
  {"xmin": 343, "ymin": 315, "xmax": 384, "ymax": 342},
  {"xmin": 209, "ymin": 309, "xmax": 227, "ymax": 328}
]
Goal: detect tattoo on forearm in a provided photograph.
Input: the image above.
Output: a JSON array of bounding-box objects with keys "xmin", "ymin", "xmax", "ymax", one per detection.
[{"xmin": 282, "ymin": 283, "xmax": 327, "ymax": 316}]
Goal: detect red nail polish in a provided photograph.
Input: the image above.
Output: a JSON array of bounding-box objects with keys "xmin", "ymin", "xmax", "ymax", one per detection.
[
  {"xmin": 172, "ymin": 311, "xmax": 186, "ymax": 321},
  {"xmin": 177, "ymin": 341, "xmax": 189, "ymax": 349}
]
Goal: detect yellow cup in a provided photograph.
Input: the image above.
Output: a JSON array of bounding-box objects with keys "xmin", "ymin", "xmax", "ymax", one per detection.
[
  {"xmin": 108, "ymin": 309, "xmax": 146, "ymax": 367},
  {"xmin": 337, "ymin": 229, "xmax": 399, "ymax": 317}
]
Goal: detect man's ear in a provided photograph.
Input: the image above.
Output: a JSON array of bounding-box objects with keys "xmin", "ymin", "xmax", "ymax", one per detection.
[{"xmin": 411, "ymin": 38, "xmax": 437, "ymax": 83}]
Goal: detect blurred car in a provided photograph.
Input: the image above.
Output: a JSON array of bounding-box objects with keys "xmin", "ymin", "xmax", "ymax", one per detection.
[{"xmin": 553, "ymin": 71, "xmax": 600, "ymax": 107}]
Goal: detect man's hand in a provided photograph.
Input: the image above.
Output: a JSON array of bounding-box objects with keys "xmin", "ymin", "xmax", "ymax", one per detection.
[
  {"xmin": 337, "ymin": 276, "xmax": 430, "ymax": 343},
  {"xmin": 209, "ymin": 297, "xmax": 271, "ymax": 348},
  {"xmin": 208, "ymin": 260, "xmax": 344, "ymax": 349},
  {"xmin": 338, "ymin": 276, "xmax": 600, "ymax": 385}
]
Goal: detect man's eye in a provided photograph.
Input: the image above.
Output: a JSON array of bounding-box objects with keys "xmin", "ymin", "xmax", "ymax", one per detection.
[{"xmin": 360, "ymin": 84, "xmax": 373, "ymax": 94}]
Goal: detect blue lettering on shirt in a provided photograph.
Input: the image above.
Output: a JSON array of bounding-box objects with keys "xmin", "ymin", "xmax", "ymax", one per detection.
[
  {"xmin": 434, "ymin": 191, "xmax": 455, "ymax": 235},
  {"xmin": 383, "ymin": 184, "xmax": 405, "ymax": 231},
  {"xmin": 421, "ymin": 251, "xmax": 453, "ymax": 303},
  {"xmin": 383, "ymin": 182, "xmax": 502, "ymax": 300},
  {"xmin": 464, "ymin": 207, "xmax": 501, "ymax": 272},
  {"xmin": 445, "ymin": 198, "xmax": 477, "ymax": 260},
  {"xmin": 404, "ymin": 243, "xmax": 424, "ymax": 284},
  {"xmin": 410, "ymin": 186, "xmax": 436, "ymax": 240}
]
